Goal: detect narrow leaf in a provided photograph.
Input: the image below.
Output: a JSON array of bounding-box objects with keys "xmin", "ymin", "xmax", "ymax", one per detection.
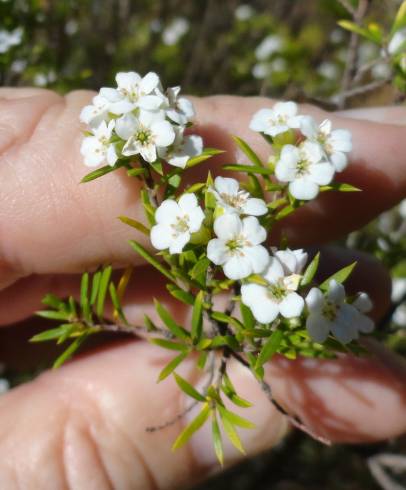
[
  {"xmin": 118, "ymin": 216, "xmax": 149, "ymax": 235},
  {"xmin": 173, "ymin": 373, "xmax": 206, "ymax": 402},
  {"xmin": 320, "ymin": 182, "xmax": 361, "ymax": 192},
  {"xmin": 90, "ymin": 270, "xmax": 102, "ymax": 306},
  {"xmin": 301, "ymin": 252, "xmax": 320, "ymax": 286},
  {"xmin": 191, "ymin": 291, "xmax": 204, "ymax": 343},
  {"xmin": 36, "ymin": 310, "xmax": 70, "ymax": 321},
  {"xmin": 212, "ymin": 414, "xmax": 224, "ymax": 465},
  {"xmin": 127, "ymin": 167, "xmax": 146, "ymax": 177},
  {"xmin": 53, "ymin": 334, "xmax": 89, "ymax": 369},
  {"xmin": 239, "ymin": 303, "xmax": 256, "ymax": 330},
  {"xmin": 232, "ymin": 136, "xmax": 264, "ymax": 167},
  {"xmin": 154, "ymin": 299, "xmax": 190, "ymax": 340},
  {"xmin": 30, "ymin": 324, "xmax": 74, "ymax": 343},
  {"xmin": 186, "ymin": 148, "xmax": 224, "ymax": 169},
  {"xmin": 320, "ymin": 262, "xmax": 357, "ymax": 290},
  {"xmin": 150, "ymin": 338, "xmax": 188, "ymax": 351},
  {"xmin": 222, "ymin": 164, "xmax": 271, "ymax": 176},
  {"xmin": 158, "ymin": 351, "xmax": 188, "ymax": 382},
  {"xmin": 41, "ymin": 293, "xmax": 65, "ymax": 310},
  {"xmin": 218, "ymin": 408, "xmax": 245, "ymax": 454},
  {"xmin": 218, "ymin": 406, "xmax": 255, "ymax": 429},
  {"xmin": 166, "ymin": 285, "xmax": 195, "ymax": 306},
  {"xmin": 172, "ymin": 404, "xmax": 210, "ymax": 450},
  {"xmin": 256, "ymin": 329, "xmax": 283, "ymax": 369},
  {"xmin": 130, "ymin": 241, "xmax": 177, "ymax": 283},
  {"xmin": 96, "ymin": 265, "xmax": 112, "ymax": 318}
]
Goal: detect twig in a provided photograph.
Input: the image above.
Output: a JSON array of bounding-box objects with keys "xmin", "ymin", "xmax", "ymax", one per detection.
[
  {"xmin": 96, "ymin": 322, "xmax": 174, "ymax": 339},
  {"xmin": 337, "ymin": 78, "xmax": 390, "ymax": 101},
  {"xmin": 337, "ymin": 0, "xmax": 356, "ymax": 16}
]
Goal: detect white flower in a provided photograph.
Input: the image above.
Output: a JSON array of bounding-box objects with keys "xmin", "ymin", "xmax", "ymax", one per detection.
[
  {"xmin": 241, "ymin": 248, "xmax": 307, "ymax": 323},
  {"xmin": 80, "ymin": 94, "xmax": 111, "ymax": 128},
  {"xmin": 80, "ymin": 120, "xmax": 117, "ymax": 167},
  {"xmin": 207, "ymin": 214, "xmax": 269, "ymax": 280},
  {"xmin": 210, "ymin": 176, "xmax": 267, "ymax": 216},
  {"xmin": 388, "ymin": 28, "xmax": 406, "ymax": 55},
  {"xmin": 300, "ymin": 118, "xmax": 352, "ymax": 172},
  {"xmin": 102, "ymin": 71, "xmax": 164, "ymax": 115},
  {"xmin": 234, "ymin": 4, "xmax": 255, "ymax": 21},
  {"xmin": 249, "ymin": 101, "xmax": 303, "ymax": 137},
  {"xmin": 158, "ymin": 127, "xmax": 203, "ymax": 168},
  {"xmin": 150, "ymin": 194, "xmax": 205, "ymax": 254},
  {"xmin": 164, "ymin": 86, "xmax": 195, "ymax": 125},
  {"xmin": 116, "ymin": 112, "xmax": 175, "ymax": 163},
  {"xmin": 255, "ymin": 34, "xmax": 283, "ymax": 61},
  {"xmin": 0, "ymin": 27, "xmax": 23, "ymax": 54},
  {"xmin": 275, "ymin": 141, "xmax": 334, "ymax": 200},
  {"xmin": 305, "ymin": 280, "xmax": 373, "ymax": 344},
  {"xmin": 162, "ymin": 17, "xmax": 189, "ymax": 46}
]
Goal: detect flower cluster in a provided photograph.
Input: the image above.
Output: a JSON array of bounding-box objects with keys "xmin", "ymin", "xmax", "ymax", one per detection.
[
  {"xmin": 250, "ymin": 102, "xmax": 352, "ymax": 200},
  {"xmin": 80, "ymin": 71, "xmax": 203, "ymax": 168}
]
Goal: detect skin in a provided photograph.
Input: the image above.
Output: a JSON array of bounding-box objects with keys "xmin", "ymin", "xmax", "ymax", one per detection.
[{"xmin": 0, "ymin": 88, "xmax": 405, "ymax": 489}]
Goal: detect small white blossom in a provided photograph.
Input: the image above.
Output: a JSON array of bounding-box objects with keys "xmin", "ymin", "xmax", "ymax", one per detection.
[
  {"xmin": 102, "ymin": 71, "xmax": 164, "ymax": 115},
  {"xmin": 207, "ymin": 214, "xmax": 269, "ymax": 280},
  {"xmin": 80, "ymin": 120, "xmax": 117, "ymax": 167},
  {"xmin": 305, "ymin": 280, "xmax": 374, "ymax": 344},
  {"xmin": 164, "ymin": 86, "xmax": 195, "ymax": 125},
  {"xmin": 0, "ymin": 27, "xmax": 23, "ymax": 54},
  {"xmin": 388, "ymin": 28, "xmax": 406, "ymax": 55},
  {"xmin": 241, "ymin": 248, "xmax": 307, "ymax": 323},
  {"xmin": 250, "ymin": 101, "xmax": 303, "ymax": 137},
  {"xmin": 255, "ymin": 35, "xmax": 283, "ymax": 61},
  {"xmin": 116, "ymin": 112, "xmax": 175, "ymax": 163},
  {"xmin": 162, "ymin": 17, "xmax": 189, "ymax": 46},
  {"xmin": 234, "ymin": 4, "xmax": 255, "ymax": 21},
  {"xmin": 150, "ymin": 194, "xmax": 205, "ymax": 254},
  {"xmin": 158, "ymin": 127, "xmax": 203, "ymax": 168},
  {"xmin": 300, "ymin": 118, "xmax": 352, "ymax": 172},
  {"xmin": 317, "ymin": 61, "xmax": 340, "ymax": 80},
  {"xmin": 80, "ymin": 94, "xmax": 111, "ymax": 128},
  {"xmin": 210, "ymin": 176, "xmax": 267, "ymax": 216},
  {"xmin": 275, "ymin": 141, "xmax": 334, "ymax": 200}
]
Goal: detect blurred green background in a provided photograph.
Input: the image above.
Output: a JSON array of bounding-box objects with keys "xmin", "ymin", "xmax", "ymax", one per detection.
[{"xmin": 1, "ymin": 1, "xmax": 405, "ymax": 489}]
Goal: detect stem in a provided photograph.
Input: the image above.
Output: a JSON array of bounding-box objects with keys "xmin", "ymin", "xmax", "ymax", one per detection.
[{"xmin": 138, "ymin": 158, "xmax": 158, "ymax": 208}]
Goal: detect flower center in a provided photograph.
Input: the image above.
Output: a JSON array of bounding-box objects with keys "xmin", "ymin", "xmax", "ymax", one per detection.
[
  {"xmin": 296, "ymin": 155, "xmax": 310, "ymax": 176},
  {"xmin": 267, "ymin": 281, "xmax": 287, "ymax": 302},
  {"xmin": 136, "ymin": 128, "xmax": 153, "ymax": 145},
  {"xmin": 120, "ymin": 86, "xmax": 140, "ymax": 102},
  {"xmin": 220, "ymin": 191, "xmax": 248, "ymax": 210},
  {"xmin": 322, "ymin": 300, "xmax": 338, "ymax": 321},
  {"xmin": 272, "ymin": 114, "xmax": 287, "ymax": 126},
  {"xmin": 171, "ymin": 215, "xmax": 189, "ymax": 236},
  {"xmin": 226, "ymin": 235, "xmax": 250, "ymax": 255}
]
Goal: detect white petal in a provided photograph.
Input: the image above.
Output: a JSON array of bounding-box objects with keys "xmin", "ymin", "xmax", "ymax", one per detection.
[
  {"xmin": 214, "ymin": 213, "xmax": 242, "ymax": 240},
  {"xmin": 305, "ymin": 288, "xmax": 324, "ymax": 312},
  {"xmin": 329, "ymin": 129, "xmax": 352, "ymax": 152},
  {"xmin": 122, "ymin": 136, "xmax": 141, "ymax": 156},
  {"xmin": 116, "ymin": 71, "xmax": 141, "ymax": 90},
  {"xmin": 178, "ymin": 193, "xmax": 198, "ymax": 212},
  {"xmin": 214, "ymin": 176, "xmax": 239, "ymax": 196},
  {"xmin": 327, "ymin": 280, "xmax": 345, "ymax": 304},
  {"xmin": 106, "ymin": 145, "xmax": 118, "ymax": 166},
  {"xmin": 332, "ymin": 303, "xmax": 358, "ymax": 343},
  {"xmin": 167, "ymin": 154, "xmax": 189, "ymax": 168},
  {"xmin": 301, "ymin": 140, "xmax": 323, "ymax": 163},
  {"xmin": 244, "ymin": 245, "xmax": 270, "ymax": 274},
  {"xmin": 263, "ymin": 257, "xmax": 285, "ymax": 284},
  {"xmin": 241, "ymin": 285, "xmax": 279, "ymax": 323},
  {"xmin": 207, "ymin": 239, "xmax": 229, "ymax": 265},
  {"xmin": 274, "ymin": 101, "xmax": 297, "ymax": 117},
  {"xmin": 140, "ymin": 72, "xmax": 160, "ymax": 94},
  {"xmin": 152, "ymin": 120, "xmax": 175, "ymax": 147},
  {"xmin": 223, "ymin": 255, "xmax": 253, "ymax": 280},
  {"xmin": 188, "ymin": 207, "xmax": 205, "ymax": 232},
  {"xmin": 115, "ymin": 113, "xmax": 139, "ymax": 140},
  {"xmin": 279, "ymin": 292, "xmax": 304, "ymax": 318},
  {"xmin": 274, "ymin": 249, "xmax": 298, "ymax": 274},
  {"xmin": 150, "ymin": 224, "xmax": 173, "ymax": 250},
  {"xmin": 183, "ymin": 134, "xmax": 203, "ymax": 157},
  {"xmin": 249, "ymin": 109, "xmax": 273, "ymax": 132},
  {"xmin": 355, "ymin": 312, "xmax": 374, "ymax": 333},
  {"xmin": 289, "ymin": 178, "xmax": 319, "ymax": 200},
  {"xmin": 319, "ymin": 119, "xmax": 332, "ymax": 136},
  {"xmin": 138, "ymin": 94, "xmax": 164, "ymax": 110},
  {"xmin": 353, "ymin": 292, "xmax": 373, "ymax": 313},
  {"xmin": 306, "ymin": 313, "xmax": 330, "ymax": 343},
  {"xmin": 99, "ymin": 87, "xmax": 122, "ymax": 102},
  {"xmin": 275, "ymin": 145, "xmax": 299, "ymax": 182},
  {"xmin": 178, "ymin": 97, "xmax": 195, "ymax": 120},
  {"xmin": 308, "ymin": 161, "xmax": 335, "ymax": 186},
  {"xmin": 155, "ymin": 199, "xmax": 179, "ymax": 225},
  {"xmin": 330, "ymin": 152, "xmax": 348, "ymax": 172},
  {"xmin": 300, "ymin": 116, "xmax": 319, "ymax": 138},
  {"xmin": 242, "ymin": 216, "xmax": 266, "ymax": 245},
  {"xmin": 169, "ymin": 232, "xmax": 190, "ymax": 254},
  {"xmin": 242, "ymin": 198, "xmax": 268, "ymax": 216},
  {"xmin": 292, "ymin": 249, "xmax": 308, "ymax": 272},
  {"xmin": 140, "ymin": 144, "xmax": 157, "ymax": 163}
]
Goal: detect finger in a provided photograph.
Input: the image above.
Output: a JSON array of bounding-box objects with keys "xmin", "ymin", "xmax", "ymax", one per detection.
[
  {"xmin": 0, "ymin": 339, "xmax": 405, "ymax": 489},
  {"xmin": 0, "ymin": 246, "xmax": 390, "ymax": 327},
  {"xmin": 1, "ymin": 90, "xmax": 405, "ymax": 289}
]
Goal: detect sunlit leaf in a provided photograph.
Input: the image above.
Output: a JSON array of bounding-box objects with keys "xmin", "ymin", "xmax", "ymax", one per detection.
[
  {"xmin": 301, "ymin": 252, "xmax": 320, "ymax": 286},
  {"xmin": 118, "ymin": 216, "xmax": 149, "ymax": 235},
  {"xmin": 320, "ymin": 262, "xmax": 357, "ymax": 291},
  {"xmin": 173, "ymin": 373, "xmax": 206, "ymax": 401},
  {"xmin": 158, "ymin": 351, "xmax": 188, "ymax": 382},
  {"xmin": 172, "ymin": 403, "xmax": 210, "ymax": 450},
  {"xmin": 256, "ymin": 329, "xmax": 283, "ymax": 369}
]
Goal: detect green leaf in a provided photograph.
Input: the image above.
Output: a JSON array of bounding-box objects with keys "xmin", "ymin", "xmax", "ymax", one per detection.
[
  {"xmin": 218, "ymin": 407, "xmax": 245, "ymax": 454},
  {"xmin": 118, "ymin": 216, "xmax": 149, "ymax": 235},
  {"xmin": 185, "ymin": 182, "xmax": 206, "ymax": 194},
  {"xmin": 211, "ymin": 311, "xmax": 244, "ymax": 332},
  {"xmin": 337, "ymin": 20, "xmax": 378, "ymax": 43},
  {"xmin": 140, "ymin": 189, "xmax": 156, "ymax": 225},
  {"xmin": 256, "ymin": 329, "xmax": 283, "ymax": 369},
  {"xmin": 80, "ymin": 273, "xmax": 91, "ymax": 322},
  {"xmin": 150, "ymin": 160, "xmax": 163, "ymax": 176},
  {"xmin": 212, "ymin": 414, "xmax": 224, "ymax": 465},
  {"xmin": 127, "ymin": 167, "xmax": 146, "ymax": 178},
  {"xmin": 222, "ymin": 373, "xmax": 252, "ymax": 408},
  {"xmin": 53, "ymin": 333, "xmax": 89, "ymax": 369},
  {"xmin": 158, "ymin": 351, "xmax": 188, "ymax": 382},
  {"xmin": 173, "ymin": 373, "xmax": 206, "ymax": 402},
  {"xmin": 129, "ymin": 241, "xmax": 177, "ymax": 283},
  {"xmin": 217, "ymin": 405, "xmax": 255, "ymax": 429},
  {"xmin": 81, "ymin": 163, "xmax": 124, "ymax": 183},
  {"xmin": 190, "ymin": 257, "xmax": 210, "ymax": 281},
  {"xmin": 232, "ymin": 136, "xmax": 264, "ymax": 168},
  {"xmin": 197, "ymin": 351, "xmax": 209, "ymax": 370},
  {"xmin": 222, "ymin": 164, "xmax": 271, "ymax": 176},
  {"xmin": 168, "ymin": 174, "xmax": 181, "ymax": 189},
  {"xmin": 239, "ymin": 303, "xmax": 256, "ymax": 330},
  {"xmin": 211, "ymin": 335, "xmax": 240, "ymax": 350},
  {"xmin": 191, "ymin": 291, "xmax": 204, "ymax": 343},
  {"xmin": 392, "ymin": 1, "xmax": 406, "ymax": 34},
  {"xmin": 166, "ymin": 285, "xmax": 195, "ymax": 306},
  {"xmin": 96, "ymin": 266, "xmax": 112, "ymax": 318},
  {"xmin": 301, "ymin": 252, "xmax": 320, "ymax": 286},
  {"xmin": 320, "ymin": 262, "xmax": 357, "ymax": 291},
  {"xmin": 154, "ymin": 299, "xmax": 190, "ymax": 340},
  {"xmin": 185, "ymin": 148, "xmax": 224, "ymax": 169},
  {"xmin": 36, "ymin": 310, "xmax": 71, "ymax": 321},
  {"xmin": 172, "ymin": 403, "xmax": 210, "ymax": 450},
  {"xmin": 30, "ymin": 324, "xmax": 75, "ymax": 343},
  {"xmin": 150, "ymin": 338, "xmax": 189, "ymax": 351},
  {"xmin": 320, "ymin": 182, "xmax": 361, "ymax": 192},
  {"xmin": 90, "ymin": 270, "xmax": 102, "ymax": 306},
  {"xmin": 41, "ymin": 293, "xmax": 65, "ymax": 310},
  {"xmin": 109, "ymin": 282, "xmax": 127, "ymax": 323}
]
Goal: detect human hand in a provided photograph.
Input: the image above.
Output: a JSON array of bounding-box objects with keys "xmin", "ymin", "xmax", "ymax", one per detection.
[{"xmin": 0, "ymin": 88, "xmax": 405, "ymax": 489}]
